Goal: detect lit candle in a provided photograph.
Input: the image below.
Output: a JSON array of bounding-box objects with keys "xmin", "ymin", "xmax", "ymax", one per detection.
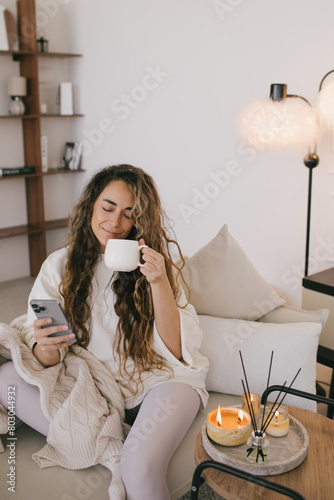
[
  {"xmin": 265, "ymin": 406, "xmax": 290, "ymax": 437},
  {"xmin": 241, "ymin": 393, "xmax": 261, "ymax": 422},
  {"xmin": 207, "ymin": 405, "xmax": 251, "ymax": 446}
]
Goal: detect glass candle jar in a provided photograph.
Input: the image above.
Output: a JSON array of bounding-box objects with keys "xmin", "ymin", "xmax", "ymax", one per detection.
[
  {"xmin": 241, "ymin": 393, "xmax": 261, "ymax": 422},
  {"xmin": 264, "ymin": 405, "xmax": 290, "ymax": 437}
]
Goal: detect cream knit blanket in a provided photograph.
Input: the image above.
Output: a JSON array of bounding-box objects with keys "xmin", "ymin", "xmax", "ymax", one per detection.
[{"xmin": 0, "ymin": 316, "xmax": 128, "ymax": 469}]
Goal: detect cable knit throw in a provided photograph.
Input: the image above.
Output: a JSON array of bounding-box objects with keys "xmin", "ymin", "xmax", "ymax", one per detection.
[{"xmin": 0, "ymin": 315, "xmax": 128, "ymax": 469}]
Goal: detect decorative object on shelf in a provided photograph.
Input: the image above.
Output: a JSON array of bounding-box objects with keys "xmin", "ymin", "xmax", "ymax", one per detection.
[
  {"xmin": 59, "ymin": 82, "xmax": 73, "ymax": 115},
  {"xmin": 0, "ymin": 5, "xmax": 17, "ymax": 50},
  {"xmin": 241, "ymin": 393, "xmax": 261, "ymax": 422},
  {"xmin": 239, "ymin": 350, "xmax": 300, "ymax": 463},
  {"xmin": 62, "ymin": 141, "xmax": 75, "ymax": 169},
  {"xmin": 0, "ymin": 167, "xmax": 35, "ymax": 177},
  {"xmin": 1, "ymin": 5, "xmax": 17, "ymax": 50},
  {"xmin": 0, "ymin": 5, "xmax": 9, "ymax": 50},
  {"xmin": 206, "ymin": 405, "xmax": 251, "ymax": 446},
  {"xmin": 264, "ymin": 405, "xmax": 290, "ymax": 437},
  {"xmin": 71, "ymin": 141, "xmax": 82, "ymax": 170},
  {"xmin": 40, "ymin": 103, "xmax": 48, "ymax": 114},
  {"xmin": 238, "ymin": 69, "xmax": 334, "ymax": 277},
  {"xmin": 7, "ymin": 76, "xmax": 27, "ymax": 115},
  {"xmin": 61, "ymin": 141, "xmax": 82, "ymax": 170},
  {"xmin": 36, "ymin": 35, "xmax": 49, "ymax": 52},
  {"xmin": 41, "ymin": 136, "xmax": 48, "ymax": 172}
]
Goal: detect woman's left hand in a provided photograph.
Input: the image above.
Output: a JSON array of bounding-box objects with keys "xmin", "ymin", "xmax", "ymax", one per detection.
[{"xmin": 139, "ymin": 238, "xmax": 167, "ymax": 285}]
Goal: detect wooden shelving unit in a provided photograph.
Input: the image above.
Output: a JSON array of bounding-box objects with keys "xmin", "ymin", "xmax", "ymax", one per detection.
[{"xmin": 0, "ymin": 0, "xmax": 84, "ymax": 276}]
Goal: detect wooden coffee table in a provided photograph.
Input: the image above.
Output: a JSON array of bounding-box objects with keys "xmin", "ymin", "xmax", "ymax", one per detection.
[{"xmin": 194, "ymin": 406, "xmax": 334, "ymax": 499}]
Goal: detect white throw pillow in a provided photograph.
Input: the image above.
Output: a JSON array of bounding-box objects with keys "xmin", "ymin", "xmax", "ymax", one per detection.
[
  {"xmin": 259, "ymin": 305, "xmax": 329, "ymax": 327},
  {"xmin": 198, "ymin": 315, "xmax": 322, "ymax": 412},
  {"xmin": 181, "ymin": 224, "xmax": 285, "ymax": 320}
]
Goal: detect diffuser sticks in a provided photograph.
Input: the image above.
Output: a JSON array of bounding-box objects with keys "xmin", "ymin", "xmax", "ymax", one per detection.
[{"xmin": 239, "ymin": 350, "xmax": 301, "ymax": 463}]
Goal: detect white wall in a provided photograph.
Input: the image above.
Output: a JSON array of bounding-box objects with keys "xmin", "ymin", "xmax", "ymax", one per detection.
[{"xmin": 2, "ymin": 0, "xmax": 334, "ymax": 308}]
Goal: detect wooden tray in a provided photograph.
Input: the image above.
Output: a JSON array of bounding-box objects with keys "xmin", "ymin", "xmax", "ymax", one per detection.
[{"xmin": 202, "ymin": 413, "xmax": 309, "ymax": 476}]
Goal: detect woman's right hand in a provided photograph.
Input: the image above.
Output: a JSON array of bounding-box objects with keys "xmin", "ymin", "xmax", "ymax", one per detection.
[{"xmin": 32, "ymin": 317, "xmax": 76, "ymax": 366}]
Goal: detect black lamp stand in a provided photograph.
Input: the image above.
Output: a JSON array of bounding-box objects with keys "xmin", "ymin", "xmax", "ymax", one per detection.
[
  {"xmin": 303, "ymin": 153, "xmax": 319, "ymax": 276},
  {"xmin": 269, "ymin": 84, "xmax": 319, "ymax": 277}
]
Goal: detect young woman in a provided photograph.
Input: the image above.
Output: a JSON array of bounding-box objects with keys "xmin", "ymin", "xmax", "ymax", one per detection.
[{"xmin": 0, "ymin": 165, "xmax": 209, "ymax": 500}]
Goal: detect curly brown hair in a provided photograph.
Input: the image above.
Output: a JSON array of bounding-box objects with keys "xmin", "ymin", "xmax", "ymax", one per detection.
[{"xmin": 60, "ymin": 164, "xmax": 188, "ymax": 393}]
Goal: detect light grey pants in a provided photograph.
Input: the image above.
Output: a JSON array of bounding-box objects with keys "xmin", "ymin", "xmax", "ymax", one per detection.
[{"xmin": 0, "ymin": 361, "xmax": 200, "ymax": 500}]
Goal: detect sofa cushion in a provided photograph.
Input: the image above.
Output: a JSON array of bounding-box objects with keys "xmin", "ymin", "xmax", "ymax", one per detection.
[
  {"xmin": 259, "ymin": 305, "xmax": 329, "ymax": 327},
  {"xmin": 198, "ymin": 314, "xmax": 322, "ymax": 412},
  {"xmin": 181, "ymin": 224, "xmax": 285, "ymax": 321}
]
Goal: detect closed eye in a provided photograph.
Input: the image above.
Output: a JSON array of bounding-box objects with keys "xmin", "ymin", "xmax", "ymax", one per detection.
[{"xmin": 102, "ymin": 207, "xmax": 132, "ymax": 219}]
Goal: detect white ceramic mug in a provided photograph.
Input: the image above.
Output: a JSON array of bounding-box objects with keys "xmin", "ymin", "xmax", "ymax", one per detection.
[{"xmin": 104, "ymin": 239, "xmax": 147, "ymax": 271}]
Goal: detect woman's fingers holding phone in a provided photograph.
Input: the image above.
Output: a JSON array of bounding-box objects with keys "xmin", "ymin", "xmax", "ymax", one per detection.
[{"xmin": 33, "ymin": 318, "xmax": 75, "ymax": 349}]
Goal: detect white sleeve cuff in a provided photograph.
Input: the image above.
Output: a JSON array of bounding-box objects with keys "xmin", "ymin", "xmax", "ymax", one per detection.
[{"xmin": 152, "ymin": 303, "xmax": 204, "ymax": 367}]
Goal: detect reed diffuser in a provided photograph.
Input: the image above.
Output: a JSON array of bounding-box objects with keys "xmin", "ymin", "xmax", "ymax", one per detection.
[{"xmin": 239, "ymin": 350, "xmax": 301, "ymax": 464}]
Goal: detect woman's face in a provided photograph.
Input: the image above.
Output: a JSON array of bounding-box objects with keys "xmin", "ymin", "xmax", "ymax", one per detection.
[{"xmin": 91, "ymin": 180, "xmax": 135, "ymax": 252}]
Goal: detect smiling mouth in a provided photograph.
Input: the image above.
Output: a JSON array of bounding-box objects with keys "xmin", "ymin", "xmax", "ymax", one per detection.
[{"xmin": 102, "ymin": 228, "xmax": 120, "ymax": 237}]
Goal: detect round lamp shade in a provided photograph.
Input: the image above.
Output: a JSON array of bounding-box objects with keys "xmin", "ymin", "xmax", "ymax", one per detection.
[
  {"xmin": 7, "ymin": 76, "xmax": 27, "ymax": 97},
  {"xmin": 238, "ymin": 98, "xmax": 319, "ymax": 152},
  {"xmin": 315, "ymin": 79, "xmax": 334, "ymax": 132}
]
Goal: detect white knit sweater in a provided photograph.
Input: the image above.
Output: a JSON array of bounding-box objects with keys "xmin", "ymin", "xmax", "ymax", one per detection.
[{"xmin": 22, "ymin": 248, "xmax": 209, "ymax": 410}]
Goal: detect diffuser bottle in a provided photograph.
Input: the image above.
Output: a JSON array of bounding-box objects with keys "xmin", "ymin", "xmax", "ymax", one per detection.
[{"xmin": 246, "ymin": 431, "xmax": 269, "ymax": 463}]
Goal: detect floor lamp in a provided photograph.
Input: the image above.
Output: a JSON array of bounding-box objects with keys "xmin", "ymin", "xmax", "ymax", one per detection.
[
  {"xmin": 238, "ymin": 72, "xmax": 334, "ymax": 278},
  {"xmin": 269, "ymin": 83, "xmax": 319, "ymax": 277}
]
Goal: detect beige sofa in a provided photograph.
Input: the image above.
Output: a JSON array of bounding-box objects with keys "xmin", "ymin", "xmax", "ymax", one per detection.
[
  {"xmin": 0, "ymin": 225, "xmax": 329, "ymax": 499},
  {"xmin": 0, "ymin": 302, "xmax": 327, "ymax": 500}
]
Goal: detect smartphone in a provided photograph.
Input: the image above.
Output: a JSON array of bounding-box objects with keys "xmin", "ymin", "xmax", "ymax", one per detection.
[{"xmin": 30, "ymin": 299, "xmax": 76, "ymax": 343}]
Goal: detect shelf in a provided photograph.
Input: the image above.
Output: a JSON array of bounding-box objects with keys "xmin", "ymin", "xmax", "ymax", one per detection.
[
  {"xmin": 45, "ymin": 218, "xmax": 68, "ymax": 231},
  {"xmin": 40, "ymin": 114, "xmax": 84, "ymax": 118},
  {"xmin": 37, "ymin": 51, "xmax": 82, "ymax": 58},
  {"xmin": 0, "ymin": 173, "xmax": 38, "ymax": 180},
  {"xmin": 0, "ymin": 50, "xmax": 82, "ymax": 58},
  {"xmin": 0, "ymin": 114, "xmax": 83, "ymax": 119},
  {"xmin": 0, "ymin": 49, "xmax": 34, "ymax": 57},
  {"xmin": 0, "ymin": 224, "xmax": 42, "ymax": 239},
  {"xmin": 0, "ymin": 169, "xmax": 84, "ymax": 179},
  {"xmin": 43, "ymin": 168, "xmax": 85, "ymax": 175},
  {"xmin": 0, "ymin": 218, "xmax": 69, "ymax": 238},
  {"xmin": 0, "ymin": 114, "xmax": 39, "ymax": 119}
]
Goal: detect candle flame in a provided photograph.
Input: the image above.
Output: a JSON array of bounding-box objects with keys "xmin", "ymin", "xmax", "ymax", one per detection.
[
  {"xmin": 250, "ymin": 394, "xmax": 254, "ymax": 403},
  {"xmin": 238, "ymin": 409, "xmax": 244, "ymax": 426},
  {"xmin": 216, "ymin": 404, "xmax": 222, "ymax": 427}
]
